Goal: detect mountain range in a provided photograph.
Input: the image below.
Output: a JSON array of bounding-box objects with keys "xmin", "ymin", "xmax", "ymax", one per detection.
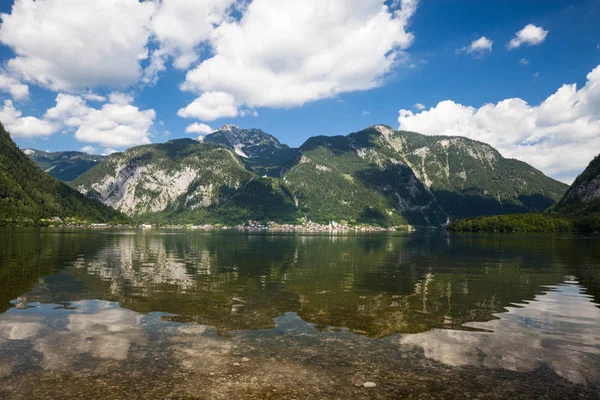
[
  {"xmin": 24, "ymin": 149, "xmax": 105, "ymax": 182},
  {"xmin": 66, "ymin": 124, "xmax": 568, "ymax": 227}
]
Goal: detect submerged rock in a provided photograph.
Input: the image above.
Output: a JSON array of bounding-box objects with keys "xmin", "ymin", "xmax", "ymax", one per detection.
[{"xmin": 352, "ymin": 374, "xmax": 365, "ymax": 387}]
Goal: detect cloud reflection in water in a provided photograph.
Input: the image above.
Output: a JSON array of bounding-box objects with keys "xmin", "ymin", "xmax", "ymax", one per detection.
[{"xmin": 400, "ymin": 278, "xmax": 600, "ymax": 385}]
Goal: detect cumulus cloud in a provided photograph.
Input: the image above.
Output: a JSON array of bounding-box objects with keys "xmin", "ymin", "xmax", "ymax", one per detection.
[
  {"xmin": 507, "ymin": 24, "xmax": 548, "ymax": 49},
  {"xmin": 45, "ymin": 94, "xmax": 156, "ymax": 148},
  {"xmin": 397, "ymin": 65, "xmax": 600, "ymax": 183},
  {"xmin": 148, "ymin": 0, "xmax": 235, "ymax": 71},
  {"xmin": 520, "ymin": 58, "xmax": 529, "ymax": 65},
  {"xmin": 0, "ymin": 71, "xmax": 29, "ymax": 100},
  {"xmin": 457, "ymin": 36, "xmax": 493, "ymax": 57},
  {"xmin": 239, "ymin": 108, "xmax": 259, "ymax": 117},
  {"xmin": 414, "ymin": 103, "xmax": 426, "ymax": 110},
  {"xmin": 0, "ymin": 0, "xmax": 156, "ymax": 91},
  {"xmin": 180, "ymin": 0, "xmax": 418, "ymax": 120},
  {"xmin": 0, "ymin": 100, "xmax": 56, "ymax": 138},
  {"xmin": 108, "ymin": 92, "xmax": 135, "ymax": 105},
  {"xmin": 79, "ymin": 145, "xmax": 96, "ymax": 154},
  {"xmin": 178, "ymin": 91, "xmax": 238, "ymax": 121},
  {"xmin": 185, "ymin": 123, "xmax": 214, "ymax": 135},
  {"xmin": 0, "ymin": 0, "xmax": 424, "ymax": 123},
  {"xmin": 82, "ymin": 92, "xmax": 106, "ymax": 102}
]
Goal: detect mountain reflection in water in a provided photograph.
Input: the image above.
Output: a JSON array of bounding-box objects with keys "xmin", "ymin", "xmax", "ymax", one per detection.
[{"xmin": 0, "ymin": 229, "xmax": 599, "ymax": 398}]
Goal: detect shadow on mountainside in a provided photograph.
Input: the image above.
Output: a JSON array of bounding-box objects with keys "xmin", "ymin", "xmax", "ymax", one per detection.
[
  {"xmin": 355, "ymin": 164, "xmax": 447, "ymax": 227},
  {"xmin": 431, "ymin": 189, "xmax": 556, "ymax": 220}
]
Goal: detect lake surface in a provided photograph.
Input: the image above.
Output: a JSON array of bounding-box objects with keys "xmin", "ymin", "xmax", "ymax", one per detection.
[{"xmin": 0, "ymin": 228, "xmax": 599, "ymax": 399}]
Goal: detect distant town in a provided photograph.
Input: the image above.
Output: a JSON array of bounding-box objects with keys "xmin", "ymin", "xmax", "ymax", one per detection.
[{"xmin": 77, "ymin": 219, "xmax": 415, "ymax": 232}]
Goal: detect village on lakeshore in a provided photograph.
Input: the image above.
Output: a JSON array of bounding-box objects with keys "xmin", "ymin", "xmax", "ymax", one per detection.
[{"xmin": 31, "ymin": 217, "xmax": 416, "ymax": 232}]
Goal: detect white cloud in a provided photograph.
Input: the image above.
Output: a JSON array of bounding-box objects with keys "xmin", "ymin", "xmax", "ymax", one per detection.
[
  {"xmin": 0, "ymin": 0, "xmax": 423, "ymax": 123},
  {"xmin": 458, "ymin": 36, "xmax": 493, "ymax": 57},
  {"xmin": 507, "ymin": 24, "xmax": 548, "ymax": 49},
  {"xmin": 79, "ymin": 145, "xmax": 96, "ymax": 154},
  {"xmin": 520, "ymin": 58, "xmax": 529, "ymax": 65},
  {"xmin": 180, "ymin": 0, "xmax": 418, "ymax": 120},
  {"xmin": 185, "ymin": 123, "xmax": 214, "ymax": 135},
  {"xmin": 362, "ymin": 110, "xmax": 370, "ymax": 116},
  {"xmin": 0, "ymin": 100, "xmax": 56, "ymax": 138},
  {"xmin": 414, "ymin": 103, "xmax": 425, "ymax": 110},
  {"xmin": 0, "ymin": 0, "xmax": 156, "ymax": 91},
  {"xmin": 0, "ymin": 71, "xmax": 29, "ymax": 100},
  {"xmin": 149, "ymin": 0, "xmax": 235, "ymax": 70},
  {"xmin": 140, "ymin": 48, "xmax": 168, "ymax": 86},
  {"xmin": 397, "ymin": 64, "xmax": 600, "ymax": 183},
  {"xmin": 178, "ymin": 91, "xmax": 238, "ymax": 121},
  {"xmin": 141, "ymin": 0, "xmax": 241, "ymax": 86},
  {"xmin": 82, "ymin": 92, "xmax": 106, "ymax": 102},
  {"xmin": 45, "ymin": 94, "xmax": 156, "ymax": 148},
  {"xmin": 102, "ymin": 148, "xmax": 118, "ymax": 156},
  {"xmin": 239, "ymin": 108, "xmax": 258, "ymax": 117},
  {"xmin": 108, "ymin": 92, "xmax": 134, "ymax": 105}
]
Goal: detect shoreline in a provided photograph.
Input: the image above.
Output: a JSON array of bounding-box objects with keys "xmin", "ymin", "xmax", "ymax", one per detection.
[{"xmin": 1, "ymin": 220, "xmax": 417, "ymax": 233}]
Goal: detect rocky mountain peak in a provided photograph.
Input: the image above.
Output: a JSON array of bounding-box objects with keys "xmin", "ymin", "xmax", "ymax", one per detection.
[
  {"xmin": 219, "ymin": 124, "xmax": 241, "ymax": 131},
  {"xmin": 203, "ymin": 125, "xmax": 287, "ymax": 158},
  {"xmin": 372, "ymin": 125, "xmax": 395, "ymax": 138}
]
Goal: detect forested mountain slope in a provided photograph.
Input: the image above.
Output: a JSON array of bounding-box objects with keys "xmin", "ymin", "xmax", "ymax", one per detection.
[
  {"xmin": 0, "ymin": 123, "xmax": 123, "ymax": 224},
  {"xmin": 448, "ymin": 153, "xmax": 600, "ymax": 233}
]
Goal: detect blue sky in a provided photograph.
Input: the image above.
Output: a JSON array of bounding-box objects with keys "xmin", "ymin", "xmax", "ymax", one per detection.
[{"xmin": 0, "ymin": 0, "xmax": 598, "ymax": 182}]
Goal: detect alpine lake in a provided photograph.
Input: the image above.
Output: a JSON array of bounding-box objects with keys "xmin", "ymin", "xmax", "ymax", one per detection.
[{"xmin": 1, "ymin": 228, "xmax": 599, "ymax": 399}]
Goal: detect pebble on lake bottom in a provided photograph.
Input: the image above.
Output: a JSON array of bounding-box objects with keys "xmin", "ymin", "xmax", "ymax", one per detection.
[
  {"xmin": 352, "ymin": 374, "xmax": 364, "ymax": 387},
  {"xmin": 363, "ymin": 382, "xmax": 376, "ymax": 388}
]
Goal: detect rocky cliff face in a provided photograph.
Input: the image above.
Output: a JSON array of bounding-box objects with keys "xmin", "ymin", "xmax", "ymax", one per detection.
[
  {"xmin": 72, "ymin": 125, "xmax": 569, "ymax": 226},
  {"xmin": 555, "ymin": 154, "xmax": 600, "ymax": 214},
  {"xmin": 74, "ymin": 139, "xmax": 252, "ymax": 217}
]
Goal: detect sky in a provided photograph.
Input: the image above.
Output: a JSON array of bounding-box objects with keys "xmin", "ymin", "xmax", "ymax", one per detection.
[{"xmin": 0, "ymin": 0, "xmax": 598, "ymax": 183}]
